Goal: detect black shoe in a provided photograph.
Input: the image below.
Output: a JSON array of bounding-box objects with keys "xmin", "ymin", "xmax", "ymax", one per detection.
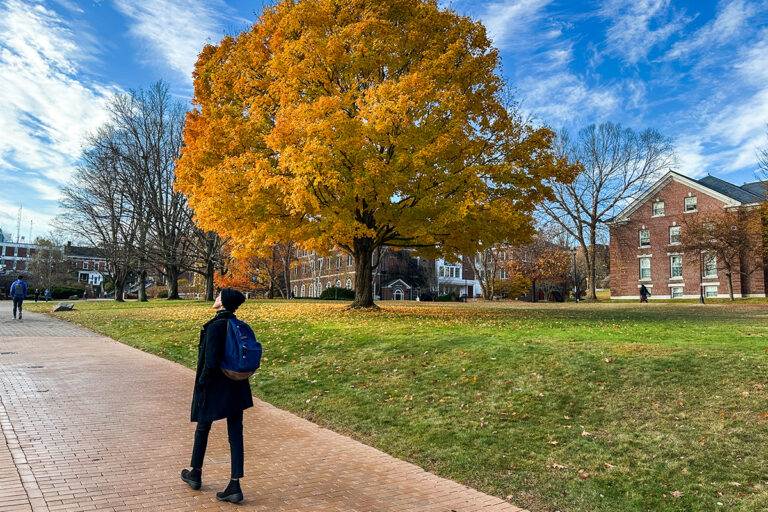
[
  {"xmin": 181, "ymin": 468, "xmax": 201, "ymax": 490},
  {"xmin": 216, "ymin": 479, "xmax": 243, "ymax": 503}
]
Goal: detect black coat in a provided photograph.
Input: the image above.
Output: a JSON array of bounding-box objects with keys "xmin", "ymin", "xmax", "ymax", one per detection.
[{"xmin": 191, "ymin": 310, "xmax": 254, "ymax": 423}]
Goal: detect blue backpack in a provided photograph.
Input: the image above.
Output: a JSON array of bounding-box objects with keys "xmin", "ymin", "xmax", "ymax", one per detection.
[{"xmin": 221, "ymin": 319, "xmax": 262, "ymax": 381}]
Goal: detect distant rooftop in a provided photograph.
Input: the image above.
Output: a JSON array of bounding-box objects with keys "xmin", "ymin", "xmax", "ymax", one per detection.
[{"xmin": 697, "ymin": 175, "xmax": 766, "ymax": 203}]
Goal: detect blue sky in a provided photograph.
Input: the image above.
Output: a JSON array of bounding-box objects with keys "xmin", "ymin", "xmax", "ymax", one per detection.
[{"xmin": 1, "ymin": 0, "xmax": 767, "ymax": 242}]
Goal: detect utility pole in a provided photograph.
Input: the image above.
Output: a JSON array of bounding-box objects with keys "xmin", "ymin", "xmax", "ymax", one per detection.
[{"xmin": 16, "ymin": 206, "xmax": 22, "ymax": 243}]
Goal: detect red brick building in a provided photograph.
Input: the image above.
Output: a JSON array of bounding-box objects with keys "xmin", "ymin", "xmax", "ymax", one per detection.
[{"xmin": 608, "ymin": 171, "xmax": 766, "ymax": 299}]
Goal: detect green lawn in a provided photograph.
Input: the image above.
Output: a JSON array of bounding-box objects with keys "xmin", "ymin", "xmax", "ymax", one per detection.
[{"xmin": 24, "ymin": 299, "xmax": 768, "ymax": 511}]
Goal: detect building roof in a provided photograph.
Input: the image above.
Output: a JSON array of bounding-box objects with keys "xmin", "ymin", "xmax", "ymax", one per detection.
[
  {"xmin": 739, "ymin": 181, "xmax": 767, "ymax": 200},
  {"xmin": 64, "ymin": 244, "xmax": 105, "ymax": 259},
  {"xmin": 607, "ymin": 171, "xmax": 763, "ymax": 225},
  {"xmin": 696, "ymin": 175, "xmax": 764, "ymax": 203}
]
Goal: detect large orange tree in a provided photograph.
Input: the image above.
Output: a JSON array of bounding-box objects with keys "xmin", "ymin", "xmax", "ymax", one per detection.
[{"xmin": 176, "ymin": 0, "xmax": 577, "ymax": 308}]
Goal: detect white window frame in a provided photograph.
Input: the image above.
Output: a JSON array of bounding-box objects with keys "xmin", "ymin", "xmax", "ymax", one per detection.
[
  {"xmin": 639, "ymin": 257, "xmax": 651, "ymax": 280},
  {"xmin": 639, "ymin": 229, "xmax": 650, "ymax": 247},
  {"xmin": 704, "ymin": 254, "xmax": 717, "ymax": 277},
  {"xmin": 347, "ymin": 255, "xmax": 353, "ymax": 266},
  {"xmin": 393, "ymin": 289, "xmax": 404, "ymax": 300},
  {"xmin": 653, "ymin": 201, "xmax": 665, "ymax": 216},
  {"xmin": 705, "ymin": 285, "xmax": 718, "ymax": 298},
  {"xmin": 345, "ymin": 278, "xmax": 352, "ymax": 289},
  {"xmin": 670, "ymin": 255, "xmax": 683, "ymax": 278},
  {"xmin": 670, "ymin": 286, "xmax": 683, "ymax": 298},
  {"xmin": 669, "ymin": 226, "xmax": 681, "ymax": 245},
  {"xmin": 301, "ymin": 284, "xmax": 306, "ymax": 297},
  {"xmin": 684, "ymin": 196, "xmax": 697, "ymax": 212}
]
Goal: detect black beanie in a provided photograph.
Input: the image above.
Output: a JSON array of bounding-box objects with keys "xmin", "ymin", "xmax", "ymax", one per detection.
[{"xmin": 220, "ymin": 288, "xmax": 246, "ymax": 312}]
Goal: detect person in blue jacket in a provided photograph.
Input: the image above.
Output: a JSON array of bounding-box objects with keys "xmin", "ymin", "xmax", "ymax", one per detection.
[{"xmin": 10, "ymin": 275, "xmax": 27, "ymax": 320}]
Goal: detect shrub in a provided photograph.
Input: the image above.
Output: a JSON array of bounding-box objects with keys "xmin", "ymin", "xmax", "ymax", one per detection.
[
  {"xmin": 52, "ymin": 285, "xmax": 85, "ymax": 300},
  {"xmin": 319, "ymin": 287, "xmax": 355, "ymax": 300},
  {"xmin": 436, "ymin": 292, "xmax": 458, "ymax": 302},
  {"xmin": 156, "ymin": 289, "xmax": 169, "ymax": 298}
]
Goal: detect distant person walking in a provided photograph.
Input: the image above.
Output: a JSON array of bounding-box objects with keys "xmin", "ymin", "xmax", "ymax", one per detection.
[
  {"xmin": 181, "ymin": 288, "xmax": 252, "ymax": 503},
  {"xmin": 44, "ymin": 288, "xmax": 51, "ymax": 302},
  {"xmin": 10, "ymin": 275, "xmax": 27, "ymax": 320},
  {"xmin": 34, "ymin": 288, "xmax": 40, "ymax": 302},
  {"xmin": 640, "ymin": 284, "xmax": 650, "ymax": 303},
  {"xmin": 83, "ymin": 289, "xmax": 88, "ymax": 301}
]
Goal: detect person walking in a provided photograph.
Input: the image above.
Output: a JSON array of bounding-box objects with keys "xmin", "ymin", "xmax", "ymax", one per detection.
[
  {"xmin": 181, "ymin": 288, "xmax": 252, "ymax": 503},
  {"xmin": 10, "ymin": 275, "xmax": 27, "ymax": 320},
  {"xmin": 44, "ymin": 288, "xmax": 51, "ymax": 302},
  {"xmin": 640, "ymin": 284, "xmax": 650, "ymax": 303},
  {"xmin": 34, "ymin": 288, "xmax": 40, "ymax": 302}
]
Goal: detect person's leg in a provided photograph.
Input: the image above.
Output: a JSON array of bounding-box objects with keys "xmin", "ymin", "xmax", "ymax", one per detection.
[
  {"xmin": 216, "ymin": 411, "xmax": 244, "ymax": 503},
  {"xmin": 226, "ymin": 410, "xmax": 244, "ymax": 479},
  {"xmin": 18, "ymin": 299, "xmax": 22, "ymax": 318},
  {"xmin": 12, "ymin": 298, "xmax": 17, "ymax": 318},
  {"xmin": 190, "ymin": 421, "xmax": 213, "ymax": 470}
]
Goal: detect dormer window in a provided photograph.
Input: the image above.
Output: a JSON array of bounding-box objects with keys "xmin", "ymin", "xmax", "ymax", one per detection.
[
  {"xmin": 684, "ymin": 196, "xmax": 697, "ymax": 212},
  {"xmin": 639, "ymin": 229, "xmax": 650, "ymax": 247},
  {"xmin": 653, "ymin": 201, "xmax": 665, "ymax": 216}
]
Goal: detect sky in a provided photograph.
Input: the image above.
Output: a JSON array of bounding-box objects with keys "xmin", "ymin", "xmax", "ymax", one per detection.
[{"xmin": 1, "ymin": 0, "xmax": 767, "ymax": 242}]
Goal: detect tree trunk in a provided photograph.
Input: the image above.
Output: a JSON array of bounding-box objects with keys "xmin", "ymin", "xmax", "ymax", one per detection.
[
  {"xmin": 167, "ymin": 265, "xmax": 180, "ymax": 300},
  {"xmin": 351, "ymin": 238, "xmax": 375, "ymax": 308},
  {"xmin": 727, "ymin": 271, "xmax": 734, "ymax": 301},
  {"xmin": 532, "ymin": 279, "xmax": 537, "ymax": 302},
  {"xmin": 114, "ymin": 279, "xmax": 125, "ymax": 302},
  {"xmin": 204, "ymin": 259, "xmax": 215, "ymax": 301},
  {"xmin": 283, "ymin": 250, "xmax": 292, "ymax": 299},
  {"xmin": 587, "ymin": 229, "xmax": 597, "ymax": 300},
  {"xmin": 138, "ymin": 268, "xmax": 148, "ymax": 302}
]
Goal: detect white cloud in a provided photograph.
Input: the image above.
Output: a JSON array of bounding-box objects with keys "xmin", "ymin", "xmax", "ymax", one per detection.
[
  {"xmin": 601, "ymin": 0, "xmax": 688, "ymax": 63},
  {"xmin": 478, "ymin": 0, "xmax": 553, "ymax": 50},
  {"xmin": 0, "ymin": 1, "xmax": 117, "ymax": 181},
  {"xmin": 665, "ymin": 0, "xmax": 754, "ymax": 61},
  {"xmin": 113, "ymin": 0, "xmax": 243, "ymax": 82}
]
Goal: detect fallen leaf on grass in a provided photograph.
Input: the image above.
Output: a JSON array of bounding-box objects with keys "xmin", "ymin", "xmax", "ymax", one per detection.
[
  {"xmin": 730, "ymin": 482, "xmax": 742, "ymax": 486},
  {"xmin": 550, "ymin": 463, "xmax": 567, "ymax": 469},
  {"xmin": 548, "ymin": 440, "xmax": 559, "ymax": 445},
  {"xmin": 582, "ymin": 430, "xmax": 592, "ymax": 437},
  {"xmin": 579, "ymin": 473, "xmax": 589, "ymax": 479},
  {"xmin": 603, "ymin": 462, "xmax": 615, "ymax": 468}
]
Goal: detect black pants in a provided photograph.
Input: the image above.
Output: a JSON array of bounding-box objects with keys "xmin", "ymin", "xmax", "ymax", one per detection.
[
  {"xmin": 190, "ymin": 410, "xmax": 244, "ymax": 478},
  {"xmin": 12, "ymin": 297, "xmax": 23, "ymax": 317}
]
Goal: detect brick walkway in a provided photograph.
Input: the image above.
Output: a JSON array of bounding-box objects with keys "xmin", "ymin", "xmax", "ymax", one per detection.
[{"xmin": 0, "ymin": 303, "xmax": 526, "ymax": 512}]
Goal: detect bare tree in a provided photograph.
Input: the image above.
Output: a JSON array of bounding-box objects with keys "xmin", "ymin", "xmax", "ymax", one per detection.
[
  {"xmin": 187, "ymin": 229, "xmax": 226, "ymax": 301},
  {"xmin": 58, "ymin": 131, "xmax": 140, "ymax": 301},
  {"xmin": 469, "ymin": 245, "xmax": 507, "ymax": 300},
  {"xmin": 27, "ymin": 237, "xmax": 70, "ymax": 291},
  {"xmin": 541, "ymin": 122, "xmax": 676, "ymax": 299},
  {"xmin": 680, "ymin": 209, "xmax": 765, "ymax": 301},
  {"xmin": 106, "ymin": 81, "xmax": 192, "ymax": 299}
]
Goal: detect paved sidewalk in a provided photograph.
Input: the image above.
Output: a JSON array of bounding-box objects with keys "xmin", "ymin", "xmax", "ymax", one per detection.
[{"xmin": 0, "ymin": 303, "xmax": 526, "ymax": 512}]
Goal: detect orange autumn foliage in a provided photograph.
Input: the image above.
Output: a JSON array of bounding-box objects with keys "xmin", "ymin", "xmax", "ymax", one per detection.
[{"xmin": 176, "ymin": 0, "xmax": 578, "ymax": 307}]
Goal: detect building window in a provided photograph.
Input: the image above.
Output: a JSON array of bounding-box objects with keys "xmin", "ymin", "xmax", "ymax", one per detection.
[
  {"xmin": 302, "ymin": 263, "xmax": 307, "ymax": 274},
  {"xmin": 670, "ymin": 286, "xmax": 683, "ymax": 298},
  {"xmin": 684, "ymin": 196, "xmax": 697, "ymax": 212},
  {"xmin": 440, "ymin": 264, "xmax": 462, "ymax": 279},
  {"xmin": 639, "ymin": 229, "xmax": 650, "ymax": 247},
  {"xmin": 336, "ymin": 256, "xmax": 342, "ymax": 268},
  {"xmin": 345, "ymin": 278, "xmax": 352, "ymax": 289},
  {"xmin": 301, "ymin": 284, "xmax": 305, "ymax": 297},
  {"xmin": 669, "ymin": 226, "xmax": 681, "ymax": 244},
  {"xmin": 326, "ymin": 281, "xmax": 331, "ymax": 289},
  {"xmin": 394, "ymin": 289, "xmax": 404, "ymax": 300},
  {"xmin": 347, "ymin": 255, "xmax": 353, "ymax": 266},
  {"xmin": 704, "ymin": 254, "xmax": 717, "ymax": 277},
  {"xmin": 335, "ymin": 279, "xmax": 341, "ymax": 287},
  {"xmin": 499, "ymin": 268, "xmax": 507, "ymax": 279},
  {"xmin": 319, "ymin": 258, "xmax": 323, "ymax": 271},
  {"xmin": 293, "ymin": 285, "xmax": 298, "ymax": 298},
  {"xmin": 309, "ymin": 284, "xmax": 314, "ymax": 297},
  {"xmin": 670, "ymin": 255, "xmax": 683, "ymax": 278},
  {"xmin": 310, "ymin": 261, "xmax": 315, "ymax": 271},
  {"xmin": 639, "ymin": 257, "xmax": 651, "ymax": 280},
  {"xmin": 653, "ymin": 201, "xmax": 665, "ymax": 216},
  {"xmin": 705, "ymin": 285, "xmax": 718, "ymax": 298}
]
